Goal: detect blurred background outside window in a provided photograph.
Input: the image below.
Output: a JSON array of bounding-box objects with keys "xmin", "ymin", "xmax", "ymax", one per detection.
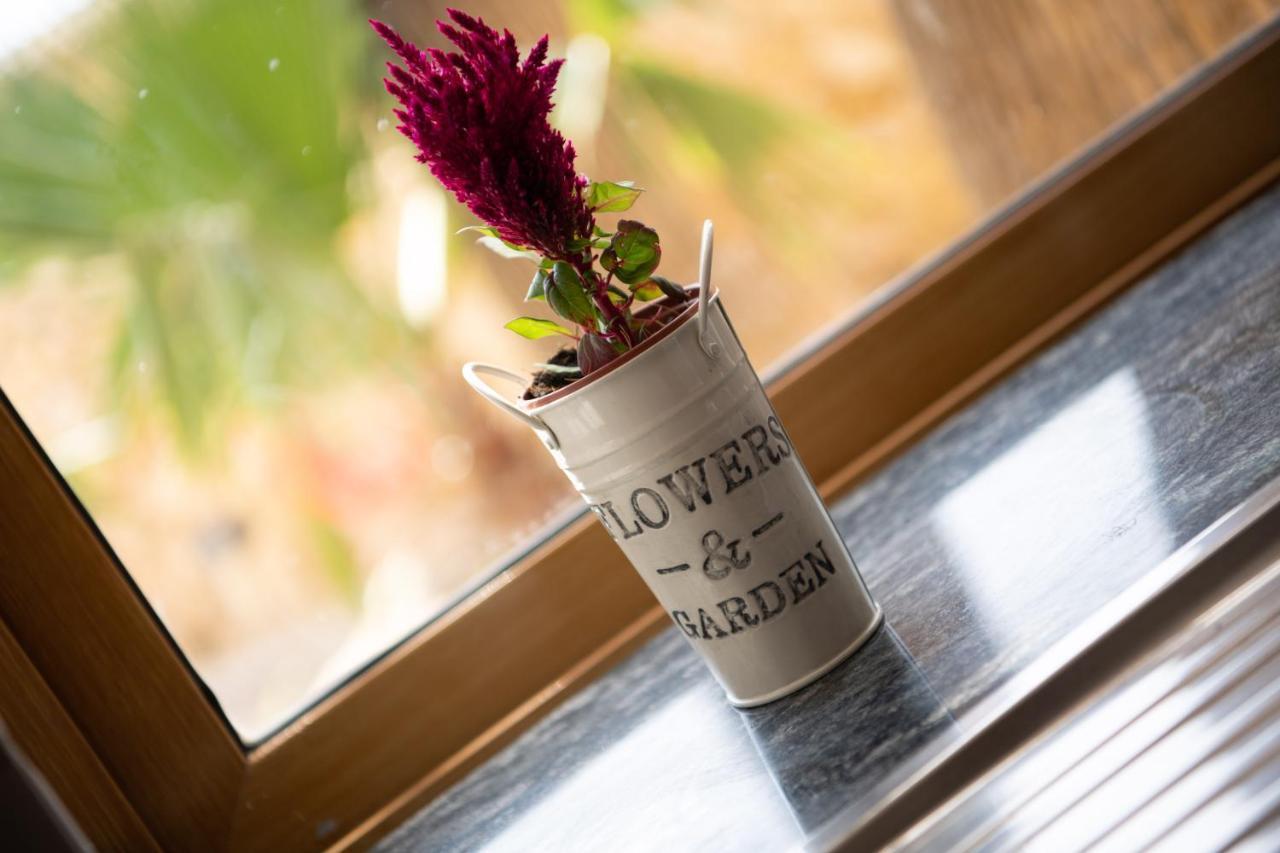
[{"xmin": 1, "ymin": 0, "xmax": 1270, "ymax": 740}]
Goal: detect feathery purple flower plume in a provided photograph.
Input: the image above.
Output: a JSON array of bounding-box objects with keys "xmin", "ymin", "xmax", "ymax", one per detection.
[{"xmin": 371, "ymin": 11, "xmax": 593, "ymax": 259}]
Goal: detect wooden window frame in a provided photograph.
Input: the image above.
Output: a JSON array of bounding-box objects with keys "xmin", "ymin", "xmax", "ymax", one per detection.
[{"xmin": 3, "ymin": 18, "xmax": 1280, "ymax": 851}]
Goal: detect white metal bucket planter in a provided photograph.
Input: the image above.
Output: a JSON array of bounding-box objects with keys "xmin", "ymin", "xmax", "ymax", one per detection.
[{"xmin": 464, "ymin": 222, "xmax": 882, "ymax": 706}]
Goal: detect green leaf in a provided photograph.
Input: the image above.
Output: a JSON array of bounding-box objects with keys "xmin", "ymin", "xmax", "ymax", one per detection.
[
  {"xmin": 308, "ymin": 514, "xmax": 362, "ymax": 606},
  {"xmin": 586, "ymin": 180, "xmax": 641, "ymax": 213},
  {"xmin": 526, "ymin": 269, "xmax": 548, "ymax": 301},
  {"xmin": 546, "ymin": 262, "xmax": 596, "ymax": 326},
  {"xmin": 605, "ymin": 284, "xmax": 631, "ymax": 306},
  {"xmin": 504, "ymin": 316, "xmax": 575, "ymax": 340},
  {"xmin": 456, "ymin": 224, "xmax": 501, "ymax": 239},
  {"xmin": 600, "ymin": 220, "xmax": 661, "ymax": 285},
  {"xmin": 631, "ymin": 281, "xmax": 663, "ymax": 301},
  {"xmin": 475, "ymin": 235, "xmax": 540, "ymax": 263},
  {"xmin": 650, "ymin": 275, "xmax": 690, "ymax": 302}
]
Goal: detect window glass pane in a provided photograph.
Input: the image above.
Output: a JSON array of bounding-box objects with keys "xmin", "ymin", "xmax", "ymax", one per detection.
[{"xmin": 0, "ymin": 0, "xmax": 1269, "ymax": 740}]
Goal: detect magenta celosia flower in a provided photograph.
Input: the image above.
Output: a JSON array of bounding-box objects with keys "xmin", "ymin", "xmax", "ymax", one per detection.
[
  {"xmin": 371, "ymin": 11, "xmax": 594, "ymax": 260},
  {"xmin": 371, "ymin": 10, "xmax": 677, "ymax": 370}
]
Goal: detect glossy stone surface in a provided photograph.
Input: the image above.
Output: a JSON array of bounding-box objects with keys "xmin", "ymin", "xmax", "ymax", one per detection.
[{"xmin": 380, "ymin": 185, "xmax": 1280, "ymax": 852}]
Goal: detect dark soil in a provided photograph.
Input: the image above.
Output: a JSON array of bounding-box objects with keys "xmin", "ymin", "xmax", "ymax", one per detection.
[{"xmin": 522, "ymin": 347, "xmax": 580, "ymax": 400}]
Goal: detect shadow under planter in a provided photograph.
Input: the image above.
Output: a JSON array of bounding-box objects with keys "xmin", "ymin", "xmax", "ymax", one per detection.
[{"xmin": 736, "ymin": 623, "xmax": 958, "ymax": 831}]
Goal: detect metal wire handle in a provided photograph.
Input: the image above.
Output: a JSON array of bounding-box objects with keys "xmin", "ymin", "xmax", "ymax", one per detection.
[
  {"xmin": 461, "ymin": 362, "xmax": 560, "ymax": 451},
  {"xmin": 697, "ymin": 219, "xmax": 721, "ymax": 359}
]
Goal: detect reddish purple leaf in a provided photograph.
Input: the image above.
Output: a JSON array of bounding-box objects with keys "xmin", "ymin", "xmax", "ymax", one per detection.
[{"xmin": 577, "ymin": 333, "xmax": 618, "ymax": 376}]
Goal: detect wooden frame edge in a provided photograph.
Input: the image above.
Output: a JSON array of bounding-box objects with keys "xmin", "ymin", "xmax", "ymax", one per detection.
[
  {"xmin": 0, "ymin": 395, "xmax": 246, "ymax": 851},
  {"xmin": 0, "ymin": 616, "xmax": 160, "ymax": 851},
  {"xmin": 820, "ymin": 154, "xmax": 1280, "ymax": 499}
]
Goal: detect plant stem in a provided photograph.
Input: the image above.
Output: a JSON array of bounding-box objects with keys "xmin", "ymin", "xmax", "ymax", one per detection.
[{"xmin": 574, "ymin": 255, "xmax": 633, "ymax": 348}]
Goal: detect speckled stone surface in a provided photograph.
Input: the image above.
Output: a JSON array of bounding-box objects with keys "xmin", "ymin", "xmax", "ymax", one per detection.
[{"xmin": 379, "ymin": 185, "xmax": 1280, "ymax": 852}]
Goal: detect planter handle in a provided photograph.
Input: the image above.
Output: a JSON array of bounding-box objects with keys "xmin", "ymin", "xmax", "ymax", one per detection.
[
  {"xmin": 461, "ymin": 362, "xmax": 560, "ymax": 451},
  {"xmin": 697, "ymin": 219, "xmax": 721, "ymax": 360}
]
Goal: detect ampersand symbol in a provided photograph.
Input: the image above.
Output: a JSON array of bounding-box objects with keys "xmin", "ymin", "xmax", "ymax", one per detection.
[{"xmin": 701, "ymin": 528, "xmax": 752, "ymax": 580}]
